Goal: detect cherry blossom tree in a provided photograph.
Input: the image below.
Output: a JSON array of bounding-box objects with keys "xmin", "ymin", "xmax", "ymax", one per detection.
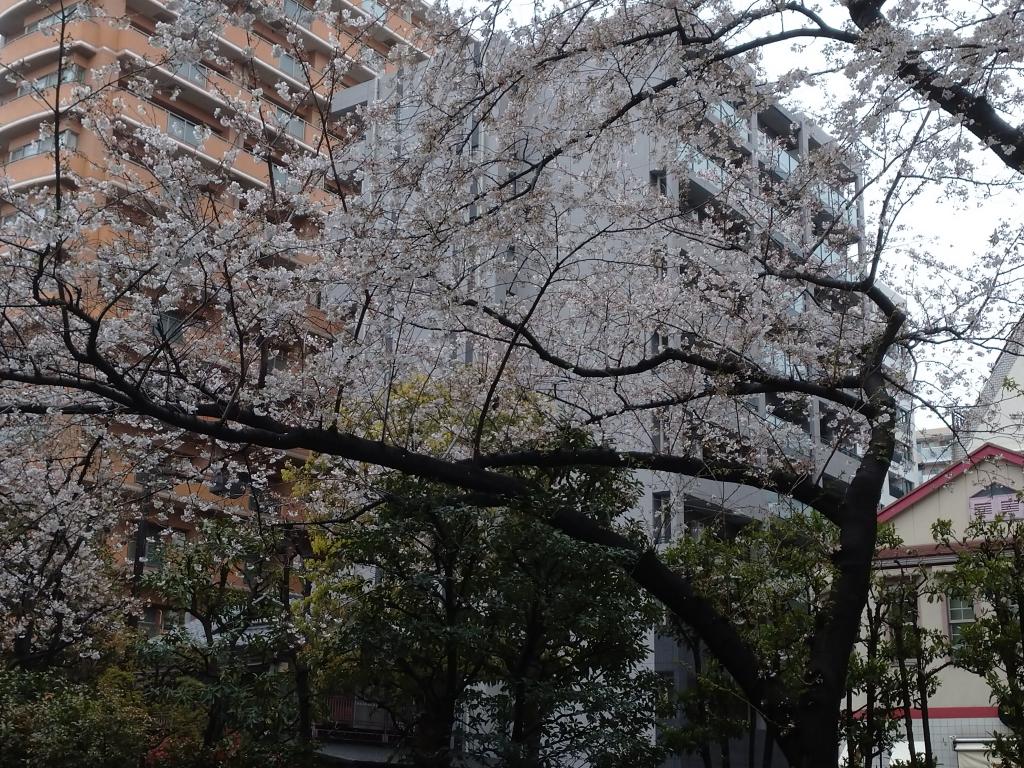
[
  {"xmin": 0, "ymin": 0, "xmax": 1022, "ymax": 764},
  {"xmin": 0, "ymin": 415, "xmax": 128, "ymax": 667}
]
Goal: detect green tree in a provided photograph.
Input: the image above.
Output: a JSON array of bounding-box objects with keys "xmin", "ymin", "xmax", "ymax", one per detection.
[
  {"xmin": 301, "ymin": 445, "xmax": 666, "ymax": 768},
  {"xmin": 0, "ymin": 666, "xmax": 152, "ymax": 768},
  {"xmin": 934, "ymin": 515, "xmax": 1024, "ymax": 766},
  {"xmin": 135, "ymin": 517, "xmax": 311, "ymax": 767},
  {"xmin": 663, "ymin": 508, "xmax": 849, "ymax": 765}
]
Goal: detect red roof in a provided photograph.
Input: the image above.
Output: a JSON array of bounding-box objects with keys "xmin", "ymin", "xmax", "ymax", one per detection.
[
  {"xmin": 874, "ymin": 540, "xmax": 979, "ymax": 560},
  {"xmin": 877, "ymin": 443, "xmax": 1024, "ymax": 524}
]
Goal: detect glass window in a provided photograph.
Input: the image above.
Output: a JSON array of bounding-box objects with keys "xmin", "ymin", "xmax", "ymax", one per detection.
[
  {"xmin": 139, "ymin": 606, "xmax": 161, "ymax": 636},
  {"xmin": 277, "ymin": 53, "xmax": 303, "ymax": 80},
  {"xmin": 7, "ymin": 130, "xmax": 77, "ymax": 163},
  {"xmin": 271, "ymin": 164, "xmax": 289, "ymax": 189},
  {"xmin": 652, "ymin": 491, "xmax": 672, "ymax": 544},
  {"xmin": 649, "ymin": 169, "xmax": 667, "ymax": 195},
  {"xmin": 173, "ymin": 60, "xmax": 207, "ymax": 86},
  {"xmin": 17, "ymin": 64, "xmax": 85, "ymax": 97},
  {"xmin": 153, "ymin": 311, "xmax": 184, "ymax": 344},
  {"xmin": 362, "ymin": 0, "xmax": 386, "ymax": 18},
  {"xmin": 283, "ymin": 0, "xmax": 313, "ymax": 25},
  {"xmin": 167, "ymin": 113, "xmax": 202, "ymax": 146},
  {"xmin": 948, "ymin": 596, "xmax": 975, "ymax": 646},
  {"xmin": 24, "ymin": 4, "xmax": 82, "ymax": 34}
]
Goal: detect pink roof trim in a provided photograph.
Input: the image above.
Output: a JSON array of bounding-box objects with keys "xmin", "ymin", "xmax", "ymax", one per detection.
[{"xmin": 877, "ymin": 443, "xmax": 1024, "ymax": 524}]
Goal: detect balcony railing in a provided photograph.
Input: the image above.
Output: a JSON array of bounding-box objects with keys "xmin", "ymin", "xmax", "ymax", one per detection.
[
  {"xmin": 315, "ymin": 695, "xmax": 400, "ymax": 745},
  {"xmin": 6, "ymin": 131, "xmax": 78, "ymax": 164},
  {"xmin": 283, "ymin": 0, "xmax": 314, "ymax": 25},
  {"xmin": 681, "ymin": 145, "xmax": 728, "ymax": 187},
  {"xmin": 173, "ymin": 60, "xmax": 209, "ymax": 87},
  {"xmin": 812, "ymin": 182, "xmax": 857, "ymax": 228},
  {"xmin": 361, "ymin": 0, "xmax": 387, "ymax": 18},
  {"xmin": 167, "ymin": 113, "xmax": 204, "ymax": 147},
  {"xmin": 708, "ymin": 101, "xmax": 749, "ymax": 143}
]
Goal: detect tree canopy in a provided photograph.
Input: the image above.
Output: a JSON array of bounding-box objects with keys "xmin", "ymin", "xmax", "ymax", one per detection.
[{"xmin": 1, "ymin": 0, "xmax": 1022, "ymax": 764}]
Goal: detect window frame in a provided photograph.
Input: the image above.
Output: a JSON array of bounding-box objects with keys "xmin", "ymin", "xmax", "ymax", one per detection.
[
  {"xmin": 946, "ymin": 595, "xmax": 975, "ymax": 648},
  {"xmin": 652, "ymin": 490, "xmax": 672, "ymax": 544}
]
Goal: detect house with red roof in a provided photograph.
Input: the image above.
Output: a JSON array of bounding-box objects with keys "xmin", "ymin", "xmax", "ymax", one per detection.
[{"xmin": 871, "ymin": 443, "xmax": 1024, "ymax": 767}]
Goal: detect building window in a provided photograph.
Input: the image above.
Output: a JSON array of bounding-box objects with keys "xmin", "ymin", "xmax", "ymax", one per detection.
[
  {"xmin": 649, "ymin": 331, "xmax": 669, "ymax": 356},
  {"xmin": 947, "ymin": 596, "xmax": 975, "ymax": 647},
  {"xmin": 17, "ymin": 64, "xmax": 85, "ymax": 97},
  {"xmin": 362, "ymin": 0, "xmax": 386, "ymax": 18},
  {"xmin": 128, "ymin": 524, "xmax": 186, "ymax": 572},
  {"xmin": 283, "ymin": 0, "xmax": 313, "ymax": 25},
  {"xmin": 651, "ymin": 411, "xmax": 668, "ymax": 453},
  {"xmin": 277, "ymin": 53, "xmax": 304, "ymax": 80},
  {"xmin": 173, "ymin": 60, "xmax": 208, "ymax": 86},
  {"xmin": 652, "ymin": 491, "xmax": 672, "ymax": 544},
  {"xmin": 139, "ymin": 606, "xmax": 161, "ymax": 637},
  {"xmin": 652, "ymin": 251, "xmax": 668, "ymax": 280},
  {"xmin": 8, "ymin": 130, "xmax": 78, "ymax": 163},
  {"xmin": 24, "ymin": 3, "xmax": 83, "ymax": 34},
  {"xmin": 167, "ymin": 113, "xmax": 202, "ymax": 146},
  {"xmin": 271, "ymin": 164, "xmax": 290, "ymax": 190},
  {"xmin": 887, "ymin": 472, "xmax": 912, "ymax": 500},
  {"xmin": 153, "ymin": 311, "xmax": 184, "ymax": 344},
  {"xmin": 650, "ymin": 170, "xmax": 667, "ymax": 195}
]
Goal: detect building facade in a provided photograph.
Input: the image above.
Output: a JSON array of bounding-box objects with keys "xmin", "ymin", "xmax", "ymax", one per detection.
[
  {"xmin": 872, "ymin": 443, "xmax": 1024, "ymax": 768},
  {"xmin": 331, "ymin": 70, "xmax": 918, "ymax": 767},
  {"xmin": 916, "ymin": 425, "xmax": 957, "ymax": 482}
]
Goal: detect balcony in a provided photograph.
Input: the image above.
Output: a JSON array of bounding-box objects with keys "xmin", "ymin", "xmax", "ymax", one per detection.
[
  {"xmin": 681, "ymin": 145, "xmax": 728, "ymax": 190},
  {"xmin": 315, "ymin": 695, "xmax": 400, "ymax": 745},
  {"xmin": 812, "ymin": 182, "xmax": 857, "ymax": 228},
  {"xmin": 0, "ymin": 18, "xmax": 98, "ymax": 63},
  {"xmin": 172, "ymin": 59, "xmax": 208, "ymax": 88},
  {"xmin": 167, "ymin": 113, "xmax": 203, "ymax": 147},
  {"xmin": 283, "ymin": 0, "xmax": 314, "ymax": 26},
  {"xmin": 708, "ymin": 101, "xmax": 749, "ymax": 144}
]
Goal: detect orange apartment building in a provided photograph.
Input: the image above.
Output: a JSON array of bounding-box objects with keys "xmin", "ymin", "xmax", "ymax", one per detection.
[
  {"xmin": 0, "ymin": 0, "xmax": 425, "ymax": 753},
  {"xmin": 0, "ymin": 0, "xmax": 423, "ymax": 193}
]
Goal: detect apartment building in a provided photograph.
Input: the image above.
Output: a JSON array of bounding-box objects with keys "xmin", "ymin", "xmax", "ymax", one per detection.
[
  {"xmin": 330, "ymin": 68, "xmax": 918, "ymax": 766},
  {"xmin": 0, "ymin": 0, "xmax": 426, "ymax": 192},
  {"xmin": 916, "ymin": 425, "xmax": 957, "ymax": 482}
]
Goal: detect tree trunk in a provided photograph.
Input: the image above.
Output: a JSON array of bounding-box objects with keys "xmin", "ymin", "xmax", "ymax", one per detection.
[
  {"xmin": 895, "ymin": 645, "xmax": 919, "ymax": 768},
  {"xmin": 719, "ymin": 734, "xmax": 732, "ymax": 768},
  {"xmin": 691, "ymin": 639, "xmax": 714, "ymax": 768},
  {"xmin": 293, "ymin": 656, "xmax": 312, "ymax": 745},
  {"xmin": 859, "ymin": 603, "xmax": 883, "ymax": 768},
  {"xmin": 509, "ymin": 679, "xmax": 543, "ymax": 768},
  {"xmin": 914, "ymin": 652, "xmax": 933, "ymax": 768},
  {"xmin": 411, "ymin": 699, "xmax": 458, "ymax": 768}
]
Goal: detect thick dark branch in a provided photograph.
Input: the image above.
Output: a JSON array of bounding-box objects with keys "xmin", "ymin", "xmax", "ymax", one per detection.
[
  {"xmin": 477, "ymin": 446, "xmax": 845, "ymax": 522},
  {"xmin": 465, "ymin": 299, "xmax": 869, "ymax": 413},
  {"xmin": 847, "ymin": 0, "xmax": 1024, "ymax": 174}
]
